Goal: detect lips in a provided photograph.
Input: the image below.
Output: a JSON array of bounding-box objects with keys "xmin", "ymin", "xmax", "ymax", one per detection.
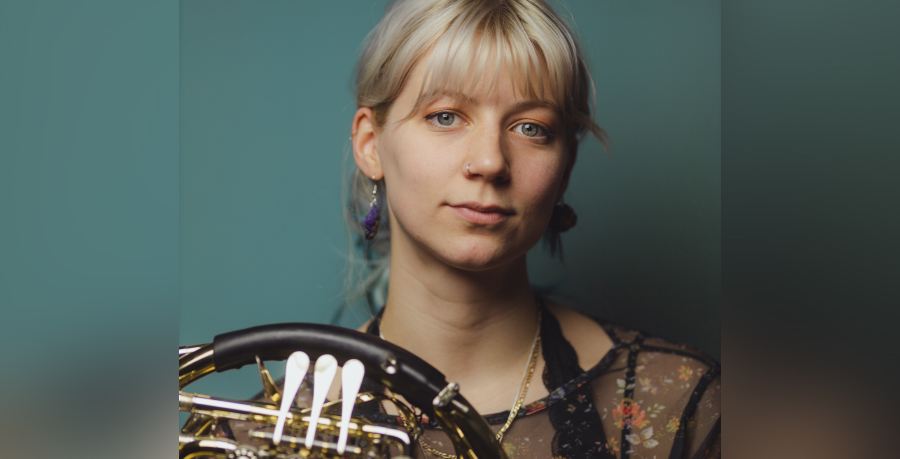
[{"xmin": 448, "ymin": 201, "xmax": 513, "ymax": 224}]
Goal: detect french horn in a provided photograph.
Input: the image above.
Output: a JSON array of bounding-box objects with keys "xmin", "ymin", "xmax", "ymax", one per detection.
[{"xmin": 179, "ymin": 323, "xmax": 507, "ymax": 459}]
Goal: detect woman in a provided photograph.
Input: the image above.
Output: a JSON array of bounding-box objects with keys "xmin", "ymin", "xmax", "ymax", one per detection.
[{"xmin": 340, "ymin": 1, "xmax": 721, "ymax": 458}]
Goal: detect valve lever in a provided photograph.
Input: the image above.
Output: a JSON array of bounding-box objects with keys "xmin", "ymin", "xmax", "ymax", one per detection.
[
  {"xmin": 272, "ymin": 351, "xmax": 310, "ymax": 445},
  {"xmin": 337, "ymin": 359, "xmax": 365, "ymax": 454},
  {"xmin": 305, "ymin": 354, "xmax": 338, "ymax": 448},
  {"xmin": 256, "ymin": 356, "xmax": 282, "ymax": 403}
]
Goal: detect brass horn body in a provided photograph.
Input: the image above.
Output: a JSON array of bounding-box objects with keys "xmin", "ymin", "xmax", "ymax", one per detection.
[{"xmin": 179, "ymin": 323, "xmax": 507, "ymax": 459}]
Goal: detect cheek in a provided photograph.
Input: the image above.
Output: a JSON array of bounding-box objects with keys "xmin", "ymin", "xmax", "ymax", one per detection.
[
  {"xmin": 377, "ymin": 134, "xmax": 455, "ymax": 228},
  {"xmin": 518, "ymin": 155, "xmax": 567, "ymax": 209},
  {"xmin": 380, "ymin": 135, "xmax": 443, "ymax": 192}
]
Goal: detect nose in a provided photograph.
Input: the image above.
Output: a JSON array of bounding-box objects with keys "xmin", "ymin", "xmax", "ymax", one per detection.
[{"xmin": 465, "ymin": 128, "xmax": 510, "ymax": 183}]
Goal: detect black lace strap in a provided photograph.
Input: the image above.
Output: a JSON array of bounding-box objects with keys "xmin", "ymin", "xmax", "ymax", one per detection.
[
  {"xmin": 539, "ymin": 299, "xmax": 614, "ymax": 458},
  {"xmin": 539, "ymin": 299, "xmax": 584, "ymax": 390}
]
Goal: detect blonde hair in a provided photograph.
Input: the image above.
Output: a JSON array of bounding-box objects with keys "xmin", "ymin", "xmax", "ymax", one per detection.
[
  {"xmin": 338, "ymin": 0, "xmax": 607, "ymax": 322},
  {"xmin": 356, "ymin": 0, "xmax": 607, "ymax": 141}
]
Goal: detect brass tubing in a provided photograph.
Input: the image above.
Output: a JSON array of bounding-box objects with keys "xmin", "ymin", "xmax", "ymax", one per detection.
[
  {"xmin": 179, "ymin": 343, "xmax": 215, "ymax": 389},
  {"xmin": 433, "ymin": 395, "xmax": 508, "ymax": 459}
]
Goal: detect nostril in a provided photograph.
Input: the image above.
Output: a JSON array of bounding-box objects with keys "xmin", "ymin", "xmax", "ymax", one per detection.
[{"xmin": 466, "ymin": 156, "xmax": 511, "ymax": 181}]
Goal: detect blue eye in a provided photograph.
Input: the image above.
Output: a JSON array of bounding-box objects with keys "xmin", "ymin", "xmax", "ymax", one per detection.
[
  {"xmin": 428, "ymin": 112, "xmax": 455, "ymax": 126},
  {"xmin": 514, "ymin": 122, "xmax": 549, "ymax": 138},
  {"xmin": 521, "ymin": 123, "xmax": 539, "ymax": 137}
]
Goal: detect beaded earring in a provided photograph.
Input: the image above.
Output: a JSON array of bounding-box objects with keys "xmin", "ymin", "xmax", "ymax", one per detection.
[
  {"xmin": 364, "ymin": 176, "xmax": 380, "ymax": 240},
  {"xmin": 548, "ymin": 199, "xmax": 577, "ymax": 232},
  {"xmin": 543, "ymin": 199, "xmax": 576, "ymax": 261}
]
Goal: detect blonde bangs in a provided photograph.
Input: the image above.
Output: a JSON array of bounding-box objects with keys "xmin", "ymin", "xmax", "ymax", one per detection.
[{"xmin": 413, "ymin": 3, "xmax": 570, "ymax": 121}]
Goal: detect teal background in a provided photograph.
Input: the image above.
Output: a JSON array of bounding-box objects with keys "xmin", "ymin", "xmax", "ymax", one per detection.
[
  {"xmin": 0, "ymin": 1, "xmax": 178, "ymax": 457},
  {"xmin": 179, "ymin": 0, "xmax": 720, "ymax": 398}
]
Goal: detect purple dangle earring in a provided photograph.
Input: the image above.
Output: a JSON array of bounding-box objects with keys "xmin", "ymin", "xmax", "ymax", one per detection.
[{"xmin": 364, "ymin": 176, "xmax": 380, "ymax": 240}]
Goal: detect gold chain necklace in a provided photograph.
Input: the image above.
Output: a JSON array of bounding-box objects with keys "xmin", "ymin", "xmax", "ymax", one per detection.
[{"xmin": 378, "ymin": 308, "xmax": 542, "ymax": 459}]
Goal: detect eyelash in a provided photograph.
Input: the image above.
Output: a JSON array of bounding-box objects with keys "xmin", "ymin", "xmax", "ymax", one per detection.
[{"xmin": 425, "ymin": 111, "xmax": 555, "ymax": 141}]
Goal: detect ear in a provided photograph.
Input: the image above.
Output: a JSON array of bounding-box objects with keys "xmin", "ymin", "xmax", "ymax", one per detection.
[
  {"xmin": 352, "ymin": 107, "xmax": 383, "ymax": 180},
  {"xmin": 556, "ymin": 136, "xmax": 579, "ymax": 202}
]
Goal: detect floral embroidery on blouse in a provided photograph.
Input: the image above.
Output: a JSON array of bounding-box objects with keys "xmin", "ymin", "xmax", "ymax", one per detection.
[
  {"xmin": 612, "ymin": 398, "xmax": 650, "ymax": 429},
  {"xmin": 605, "ymin": 436, "xmax": 620, "ymax": 453},
  {"xmin": 666, "ymin": 416, "xmax": 680, "ymax": 433},
  {"xmin": 615, "ymin": 378, "xmax": 635, "ymax": 394},
  {"xmin": 626, "ymin": 426, "xmax": 659, "ymax": 449},
  {"xmin": 638, "ymin": 376, "xmax": 660, "ymax": 394},
  {"xmin": 678, "ymin": 365, "xmax": 693, "ymax": 380}
]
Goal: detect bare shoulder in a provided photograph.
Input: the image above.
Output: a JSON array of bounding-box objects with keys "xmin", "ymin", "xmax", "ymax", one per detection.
[{"xmin": 544, "ymin": 298, "xmax": 615, "ymax": 371}]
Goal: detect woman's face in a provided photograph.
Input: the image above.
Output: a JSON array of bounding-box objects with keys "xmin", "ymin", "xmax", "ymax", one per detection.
[{"xmin": 357, "ymin": 56, "xmax": 576, "ymax": 271}]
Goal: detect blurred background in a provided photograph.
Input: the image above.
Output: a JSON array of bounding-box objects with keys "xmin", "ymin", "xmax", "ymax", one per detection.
[{"xmin": 179, "ymin": 0, "xmax": 720, "ymax": 399}]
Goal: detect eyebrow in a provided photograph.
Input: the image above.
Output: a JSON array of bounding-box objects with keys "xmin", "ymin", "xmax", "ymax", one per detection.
[
  {"xmin": 509, "ymin": 99, "xmax": 561, "ymax": 116},
  {"xmin": 416, "ymin": 90, "xmax": 480, "ymax": 107}
]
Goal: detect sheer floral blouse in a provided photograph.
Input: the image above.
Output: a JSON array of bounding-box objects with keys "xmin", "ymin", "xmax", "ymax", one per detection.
[{"xmin": 226, "ymin": 303, "xmax": 721, "ymax": 459}]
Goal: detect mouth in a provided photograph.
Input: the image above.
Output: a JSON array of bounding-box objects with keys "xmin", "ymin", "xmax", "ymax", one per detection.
[{"xmin": 448, "ymin": 202, "xmax": 514, "ymax": 225}]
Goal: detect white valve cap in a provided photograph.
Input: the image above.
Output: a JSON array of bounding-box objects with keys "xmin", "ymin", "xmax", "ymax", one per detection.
[
  {"xmin": 337, "ymin": 359, "xmax": 365, "ymax": 454},
  {"xmin": 272, "ymin": 351, "xmax": 310, "ymax": 445},
  {"xmin": 306, "ymin": 354, "xmax": 338, "ymax": 448}
]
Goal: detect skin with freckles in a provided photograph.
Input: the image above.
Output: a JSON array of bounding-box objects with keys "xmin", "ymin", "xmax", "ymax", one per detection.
[
  {"xmin": 361, "ymin": 66, "xmax": 574, "ymax": 272},
  {"xmin": 350, "ymin": 55, "xmax": 611, "ymax": 414}
]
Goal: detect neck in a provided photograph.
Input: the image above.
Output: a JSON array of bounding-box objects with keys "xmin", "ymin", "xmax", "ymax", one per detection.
[{"xmin": 379, "ymin": 239, "xmax": 540, "ymax": 412}]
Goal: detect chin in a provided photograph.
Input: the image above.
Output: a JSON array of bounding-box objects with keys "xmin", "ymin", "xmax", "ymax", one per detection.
[{"xmin": 432, "ymin": 238, "xmax": 521, "ymax": 272}]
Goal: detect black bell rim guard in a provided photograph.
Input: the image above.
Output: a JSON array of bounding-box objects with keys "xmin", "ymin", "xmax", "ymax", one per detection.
[{"xmin": 214, "ymin": 322, "xmax": 444, "ymax": 415}]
